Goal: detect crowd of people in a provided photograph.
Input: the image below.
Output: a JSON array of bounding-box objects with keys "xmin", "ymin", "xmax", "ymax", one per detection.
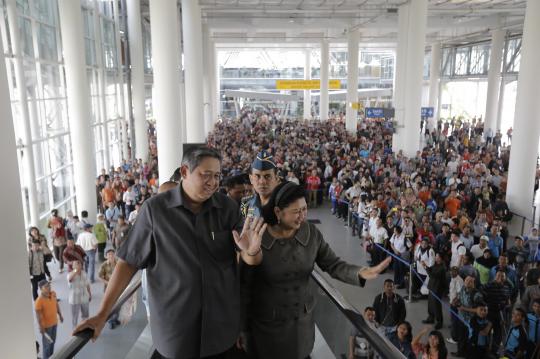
[
  {"xmin": 27, "ymin": 108, "xmax": 540, "ymax": 359},
  {"xmin": 207, "ymin": 111, "xmax": 540, "ymax": 359},
  {"xmin": 29, "ymin": 157, "xmax": 162, "ymax": 359}
]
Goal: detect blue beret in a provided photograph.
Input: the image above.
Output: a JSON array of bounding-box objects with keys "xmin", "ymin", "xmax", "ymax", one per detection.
[{"xmin": 251, "ymin": 151, "xmax": 276, "ymax": 171}]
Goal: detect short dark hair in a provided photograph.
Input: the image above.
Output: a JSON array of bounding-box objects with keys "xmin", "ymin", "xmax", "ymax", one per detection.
[
  {"xmin": 181, "ymin": 146, "xmax": 222, "ymax": 171},
  {"xmin": 262, "ymin": 182, "xmax": 306, "ymax": 226},
  {"xmin": 384, "ymin": 279, "xmax": 394, "ymax": 285},
  {"xmin": 532, "ymin": 298, "xmax": 540, "ymax": 306},
  {"xmin": 364, "ymin": 306, "xmax": 375, "ymax": 313}
]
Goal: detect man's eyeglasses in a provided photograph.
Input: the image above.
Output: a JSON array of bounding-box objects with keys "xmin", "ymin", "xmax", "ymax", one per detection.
[{"xmin": 199, "ymin": 172, "xmax": 223, "ymax": 182}]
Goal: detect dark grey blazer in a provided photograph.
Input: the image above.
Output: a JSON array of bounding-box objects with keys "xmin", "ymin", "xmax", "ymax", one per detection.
[{"xmin": 242, "ymin": 221, "xmax": 365, "ymax": 359}]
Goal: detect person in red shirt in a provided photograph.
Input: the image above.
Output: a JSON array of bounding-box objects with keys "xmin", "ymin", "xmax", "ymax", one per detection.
[{"xmin": 306, "ymin": 169, "xmax": 321, "ymax": 208}]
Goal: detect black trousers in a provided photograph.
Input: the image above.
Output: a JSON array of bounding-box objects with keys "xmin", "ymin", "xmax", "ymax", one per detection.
[
  {"xmin": 427, "ymin": 292, "xmax": 443, "ymax": 324},
  {"xmin": 30, "ymin": 273, "xmax": 46, "ymax": 300}
]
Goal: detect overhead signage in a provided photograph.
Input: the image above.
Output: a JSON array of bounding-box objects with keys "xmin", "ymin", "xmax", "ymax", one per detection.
[
  {"xmin": 275, "ymin": 79, "xmax": 341, "ymax": 90},
  {"xmin": 365, "ymin": 107, "xmax": 395, "ymax": 118},
  {"xmin": 421, "ymin": 107, "xmax": 434, "ymax": 118}
]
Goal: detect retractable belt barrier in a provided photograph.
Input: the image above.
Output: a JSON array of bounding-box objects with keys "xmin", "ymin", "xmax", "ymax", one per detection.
[{"xmin": 371, "ymin": 242, "xmax": 472, "ymax": 331}]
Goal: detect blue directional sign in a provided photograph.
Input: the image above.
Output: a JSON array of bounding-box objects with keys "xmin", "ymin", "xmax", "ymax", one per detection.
[
  {"xmin": 421, "ymin": 107, "xmax": 434, "ymax": 118},
  {"xmin": 365, "ymin": 107, "xmax": 395, "ymax": 118}
]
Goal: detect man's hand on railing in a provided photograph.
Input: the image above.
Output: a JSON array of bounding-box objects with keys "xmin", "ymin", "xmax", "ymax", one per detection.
[{"xmin": 72, "ymin": 312, "xmax": 108, "ymax": 342}]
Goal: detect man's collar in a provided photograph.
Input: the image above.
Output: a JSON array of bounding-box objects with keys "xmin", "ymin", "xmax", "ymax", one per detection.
[{"xmin": 165, "ymin": 181, "xmax": 223, "ymax": 209}]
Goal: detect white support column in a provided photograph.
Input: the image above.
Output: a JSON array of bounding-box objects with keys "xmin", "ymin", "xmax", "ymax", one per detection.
[
  {"xmin": 401, "ymin": 0, "xmax": 428, "ymax": 158},
  {"xmin": 113, "ymin": 0, "xmax": 129, "ymax": 160},
  {"xmin": 215, "ymin": 46, "xmax": 221, "ymax": 122},
  {"xmin": 202, "ymin": 25, "xmax": 214, "ymax": 135},
  {"xmin": 5, "ymin": 0, "xmax": 39, "ymax": 226},
  {"xmin": 93, "ymin": 1, "xmax": 111, "ymax": 169},
  {"xmin": 126, "ymin": 0, "xmax": 148, "ymax": 161},
  {"xmin": 304, "ymin": 49, "xmax": 312, "ymax": 120},
  {"xmin": 0, "ymin": 35, "xmax": 35, "ymax": 358},
  {"xmin": 427, "ymin": 42, "xmax": 441, "ymax": 130},
  {"xmin": 319, "ymin": 40, "xmax": 329, "ymax": 121},
  {"xmin": 392, "ymin": 3, "xmax": 409, "ymax": 152},
  {"xmin": 506, "ymin": 0, "xmax": 540, "ymax": 220},
  {"xmin": 58, "ymin": 0, "xmax": 97, "ymax": 224},
  {"xmin": 176, "ymin": 6, "xmax": 187, "ymax": 144},
  {"xmin": 484, "ymin": 28, "xmax": 505, "ymax": 134},
  {"xmin": 211, "ymin": 43, "xmax": 219, "ymax": 124},
  {"xmin": 496, "ymin": 76, "xmax": 506, "ymax": 132},
  {"xmin": 149, "ymin": 0, "xmax": 183, "ymax": 180},
  {"xmin": 182, "ymin": 0, "xmax": 205, "ymax": 142},
  {"xmin": 346, "ymin": 30, "xmax": 359, "ymax": 133}
]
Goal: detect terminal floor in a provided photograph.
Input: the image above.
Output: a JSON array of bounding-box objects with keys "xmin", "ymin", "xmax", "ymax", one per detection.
[{"xmin": 37, "ymin": 203, "xmax": 462, "ymax": 358}]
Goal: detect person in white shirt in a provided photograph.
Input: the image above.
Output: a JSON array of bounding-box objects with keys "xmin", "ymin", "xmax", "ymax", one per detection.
[
  {"xmin": 414, "ymin": 237, "xmax": 435, "ymax": 297},
  {"xmin": 77, "ymin": 223, "xmax": 98, "ymax": 283},
  {"xmin": 448, "ymin": 267, "xmax": 464, "ymax": 304},
  {"xmin": 459, "ymin": 226, "xmax": 474, "ymax": 250},
  {"xmin": 470, "ymin": 235, "xmax": 489, "ymax": 259},
  {"xmin": 390, "ymin": 226, "xmax": 411, "ymax": 288},
  {"xmin": 67, "ymin": 259, "xmax": 91, "ymax": 328},
  {"xmin": 123, "ymin": 186, "xmax": 137, "ymax": 218},
  {"xmin": 368, "ymin": 218, "xmax": 388, "ymax": 266},
  {"xmin": 127, "ymin": 203, "xmax": 140, "ymax": 224},
  {"xmin": 450, "ymin": 231, "xmax": 466, "ymax": 268}
]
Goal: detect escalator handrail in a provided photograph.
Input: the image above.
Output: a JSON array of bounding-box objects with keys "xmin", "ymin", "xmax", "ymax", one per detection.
[
  {"xmin": 51, "ymin": 271, "xmax": 143, "ymax": 359},
  {"xmin": 311, "ymin": 269, "xmax": 407, "ymax": 359}
]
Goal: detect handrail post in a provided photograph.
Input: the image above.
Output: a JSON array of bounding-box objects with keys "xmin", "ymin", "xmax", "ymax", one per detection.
[
  {"xmin": 408, "ymin": 263, "xmax": 413, "ymax": 303},
  {"xmin": 347, "ymin": 203, "xmax": 351, "ymax": 228},
  {"xmin": 521, "ymin": 217, "xmax": 526, "ymax": 236}
]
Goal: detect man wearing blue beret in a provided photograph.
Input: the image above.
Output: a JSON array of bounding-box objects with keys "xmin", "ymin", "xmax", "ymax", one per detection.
[{"xmin": 241, "ymin": 150, "xmax": 280, "ymax": 219}]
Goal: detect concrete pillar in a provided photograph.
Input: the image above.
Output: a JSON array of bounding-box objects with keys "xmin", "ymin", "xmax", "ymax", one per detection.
[
  {"xmin": 346, "ymin": 30, "xmax": 360, "ymax": 133},
  {"xmin": 506, "ymin": 0, "xmax": 540, "ymax": 220},
  {"xmin": 175, "ymin": 6, "xmax": 187, "ymax": 144},
  {"xmin": 202, "ymin": 25, "xmax": 215, "ymax": 135},
  {"xmin": 93, "ymin": 1, "xmax": 111, "ymax": 169},
  {"xmin": 320, "ymin": 40, "xmax": 329, "ymax": 121},
  {"xmin": 496, "ymin": 76, "xmax": 506, "ymax": 132},
  {"xmin": 392, "ymin": 3, "xmax": 409, "ymax": 152},
  {"xmin": 5, "ymin": 0, "xmax": 39, "ymax": 226},
  {"xmin": 0, "ymin": 33, "xmax": 36, "ymax": 358},
  {"xmin": 182, "ymin": 0, "xmax": 205, "ymax": 142},
  {"xmin": 126, "ymin": 0, "xmax": 148, "ymax": 161},
  {"xmin": 484, "ymin": 29, "xmax": 505, "ymax": 134},
  {"xmin": 58, "ymin": 0, "xmax": 98, "ymax": 221},
  {"xmin": 211, "ymin": 44, "xmax": 219, "ymax": 124},
  {"xmin": 149, "ymin": 0, "xmax": 183, "ymax": 180},
  {"xmin": 113, "ymin": 0, "xmax": 129, "ymax": 160},
  {"xmin": 304, "ymin": 49, "xmax": 312, "ymax": 120},
  {"xmin": 400, "ymin": 0, "xmax": 428, "ymax": 158},
  {"xmin": 427, "ymin": 42, "xmax": 441, "ymax": 130}
]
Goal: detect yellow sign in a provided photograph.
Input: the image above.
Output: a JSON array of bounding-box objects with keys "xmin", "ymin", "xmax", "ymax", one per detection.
[
  {"xmin": 351, "ymin": 102, "xmax": 363, "ymax": 110},
  {"xmin": 275, "ymin": 79, "xmax": 341, "ymax": 90}
]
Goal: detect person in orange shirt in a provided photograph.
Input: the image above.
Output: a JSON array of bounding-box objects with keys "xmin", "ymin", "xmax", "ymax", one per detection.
[
  {"xmin": 100, "ymin": 181, "xmax": 116, "ymax": 210},
  {"xmin": 418, "ymin": 184, "xmax": 431, "ymax": 205},
  {"xmin": 444, "ymin": 190, "xmax": 461, "ymax": 218},
  {"xmin": 35, "ymin": 280, "xmax": 63, "ymax": 359}
]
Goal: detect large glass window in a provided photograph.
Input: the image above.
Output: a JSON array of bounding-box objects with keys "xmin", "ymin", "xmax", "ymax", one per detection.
[{"xmin": 1, "ymin": 0, "xmax": 127, "ymax": 231}]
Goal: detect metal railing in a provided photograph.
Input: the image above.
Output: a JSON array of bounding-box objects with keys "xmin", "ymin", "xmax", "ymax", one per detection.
[
  {"xmin": 51, "ymin": 271, "xmax": 143, "ymax": 359},
  {"xmin": 311, "ymin": 269, "xmax": 407, "ymax": 359}
]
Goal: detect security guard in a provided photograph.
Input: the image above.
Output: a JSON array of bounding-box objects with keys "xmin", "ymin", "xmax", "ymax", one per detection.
[{"xmin": 240, "ymin": 150, "xmax": 280, "ymax": 218}]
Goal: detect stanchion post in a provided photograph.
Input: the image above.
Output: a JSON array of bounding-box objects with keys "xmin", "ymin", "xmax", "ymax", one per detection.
[
  {"xmin": 347, "ymin": 203, "xmax": 351, "ymax": 228},
  {"xmin": 408, "ymin": 263, "xmax": 413, "ymax": 303}
]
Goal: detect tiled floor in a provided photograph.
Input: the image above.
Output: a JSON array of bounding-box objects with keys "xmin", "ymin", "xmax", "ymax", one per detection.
[
  {"xmin": 34, "ymin": 258, "xmax": 148, "ymax": 358},
  {"xmin": 308, "ymin": 205, "xmax": 459, "ymax": 358}
]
